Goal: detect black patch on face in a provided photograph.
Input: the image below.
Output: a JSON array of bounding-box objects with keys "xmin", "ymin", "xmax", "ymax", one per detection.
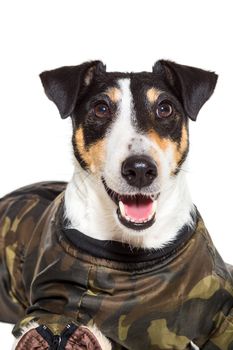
[
  {"xmin": 130, "ymin": 73, "xmax": 187, "ymax": 143},
  {"xmin": 71, "ymin": 71, "xmax": 190, "ymax": 171},
  {"xmin": 71, "ymin": 73, "xmax": 126, "ymax": 169},
  {"xmin": 129, "ymin": 73, "xmax": 191, "ymax": 173}
]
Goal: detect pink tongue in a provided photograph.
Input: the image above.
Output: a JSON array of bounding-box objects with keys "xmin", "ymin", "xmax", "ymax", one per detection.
[{"xmin": 121, "ymin": 196, "xmax": 153, "ymax": 221}]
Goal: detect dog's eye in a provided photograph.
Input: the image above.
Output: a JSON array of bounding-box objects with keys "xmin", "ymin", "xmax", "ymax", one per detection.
[
  {"xmin": 156, "ymin": 101, "xmax": 174, "ymax": 118},
  {"xmin": 94, "ymin": 102, "xmax": 111, "ymax": 118}
]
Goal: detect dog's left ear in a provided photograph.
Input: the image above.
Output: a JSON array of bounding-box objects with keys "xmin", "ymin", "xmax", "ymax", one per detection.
[
  {"xmin": 153, "ymin": 60, "xmax": 218, "ymax": 121},
  {"xmin": 40, "ymin": 60, "xmax": 106, "ymax": 119}
]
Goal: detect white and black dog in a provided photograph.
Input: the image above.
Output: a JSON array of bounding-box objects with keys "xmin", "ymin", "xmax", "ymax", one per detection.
[{"xmin": 2, "ymin": 60, "xmax": 233, "ymax": 349}]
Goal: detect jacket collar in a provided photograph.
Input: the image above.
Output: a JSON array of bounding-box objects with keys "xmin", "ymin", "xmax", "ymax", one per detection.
[{"xmin": 60, "ymin": 202, "xmax": 197, "ymax": 264}]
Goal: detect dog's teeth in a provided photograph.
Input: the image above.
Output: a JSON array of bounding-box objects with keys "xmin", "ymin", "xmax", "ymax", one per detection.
[
  {"xmin": 119, "ymin": 201, "xmax": 125, "ymax": 217},
  {"xmin": 119, "ymin": 198, "xmax": 157, "ymax": 224}
]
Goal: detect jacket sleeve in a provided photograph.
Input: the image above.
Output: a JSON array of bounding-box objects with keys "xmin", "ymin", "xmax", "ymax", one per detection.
[{"xmin": 12, "ymin": 242, "xmax": 109, "ymax": 349}]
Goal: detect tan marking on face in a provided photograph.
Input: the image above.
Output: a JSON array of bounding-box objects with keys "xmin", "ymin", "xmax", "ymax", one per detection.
[
  {"xmin": 174, "ymin": 124, "xmax": 188, "ymax": 165},
  {"xmin": 146, "ymin": 88, "xmax": 161, "ymax": 104},
  {"xmin": 147, "ymin": 129, "xmax": 170, "ymax": 152},
  {"xmin": 75, "ymin": 128, "xmax": 106, "ymax": 173},
  {"xmin": 105, "ymin": 87, "xmax": 121, "ymax": 103},
  {"xmin": 147, "ymin": 130, "xmax": 171, "ymax": 173},
  {"xmin": 147, "ymin": 126, "xmax": 188, "ymax": 174}
]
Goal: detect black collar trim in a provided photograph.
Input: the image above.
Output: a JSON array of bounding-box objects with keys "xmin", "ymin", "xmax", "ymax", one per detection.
[{"xmin": 61, "ymin": 209, "xmax": 197, "ymax": 264}]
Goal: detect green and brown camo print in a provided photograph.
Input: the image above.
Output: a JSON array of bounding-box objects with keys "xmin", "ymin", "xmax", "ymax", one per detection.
[{"xmin": 0, "ymin": 182, "xmax": 233, "ymax": 349}]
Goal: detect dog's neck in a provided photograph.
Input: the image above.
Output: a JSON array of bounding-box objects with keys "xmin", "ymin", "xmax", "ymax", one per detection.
[{"xmin": 64, "ymin": 162, "xmax": 195, "ymax": 249}]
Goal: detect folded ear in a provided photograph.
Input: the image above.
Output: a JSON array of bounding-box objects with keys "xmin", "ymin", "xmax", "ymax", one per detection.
[
  {"xmin": 40, "ymin": 60, "xmax": 106, "ymax": 119},
  {"xmin": 153, "ymin": 60, "xmax": 218, "ymax": 121}
]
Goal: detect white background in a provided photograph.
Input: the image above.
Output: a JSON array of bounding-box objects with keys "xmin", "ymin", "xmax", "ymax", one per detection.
[{"xmin": 0, "ymin": 0, "xmax": 233, "ymax": 347}]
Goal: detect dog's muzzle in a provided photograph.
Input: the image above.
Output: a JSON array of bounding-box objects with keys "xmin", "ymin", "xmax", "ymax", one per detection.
[{"xmin": 102, "ymin": 156, "xmax": 159, "ymax": 231}]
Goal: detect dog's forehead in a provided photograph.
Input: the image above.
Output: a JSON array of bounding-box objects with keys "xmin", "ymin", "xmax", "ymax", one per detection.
[{"xmin": 93, "ymin": 71, "xmax": 169, "ymax": 102}]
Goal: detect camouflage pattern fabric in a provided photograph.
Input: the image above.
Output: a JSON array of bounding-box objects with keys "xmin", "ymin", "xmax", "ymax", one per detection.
[{"xmin": 0, "ymin": 182, "xmax": 233, "ymax": 349}]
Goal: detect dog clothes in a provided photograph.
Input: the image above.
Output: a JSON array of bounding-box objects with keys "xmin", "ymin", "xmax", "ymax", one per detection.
[{"xmin": 0, "ymin": 182, "xmax": 233, "ymax": 349}]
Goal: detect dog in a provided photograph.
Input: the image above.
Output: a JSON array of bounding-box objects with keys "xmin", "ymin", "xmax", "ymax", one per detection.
[{"xmin": 0, "ymin": 60, "xmax": 233, "ymax": 350}]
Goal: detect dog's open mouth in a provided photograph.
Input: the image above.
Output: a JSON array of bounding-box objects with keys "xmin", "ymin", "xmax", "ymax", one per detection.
[{"xmin": 102, "ymin": 178, "xmax": 157, "ymax": 230}]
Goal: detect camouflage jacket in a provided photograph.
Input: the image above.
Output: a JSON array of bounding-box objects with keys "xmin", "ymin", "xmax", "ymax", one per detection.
[{"xmin": 0, "ymin": 182, "xmax": 233, "ymax": 349}]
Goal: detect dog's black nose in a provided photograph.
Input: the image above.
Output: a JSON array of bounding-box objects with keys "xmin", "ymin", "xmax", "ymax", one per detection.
[{"xmin": 121, "ymin": 156, "xmax": 157, "ymax": 188}]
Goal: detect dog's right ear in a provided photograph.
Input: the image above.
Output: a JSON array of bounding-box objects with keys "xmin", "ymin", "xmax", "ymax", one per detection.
[
  {"xmin": 153, "ymin": 60, "xmax": 218, "ymax": 121},
  {"xmin": 39, "ymin": 61, "xmax": 106, "ymax": 119}
]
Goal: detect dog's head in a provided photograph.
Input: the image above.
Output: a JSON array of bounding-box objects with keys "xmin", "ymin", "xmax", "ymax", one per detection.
[{"xmin": 40, "ymin": 61, "xmax": 217, "ymax": 234}]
